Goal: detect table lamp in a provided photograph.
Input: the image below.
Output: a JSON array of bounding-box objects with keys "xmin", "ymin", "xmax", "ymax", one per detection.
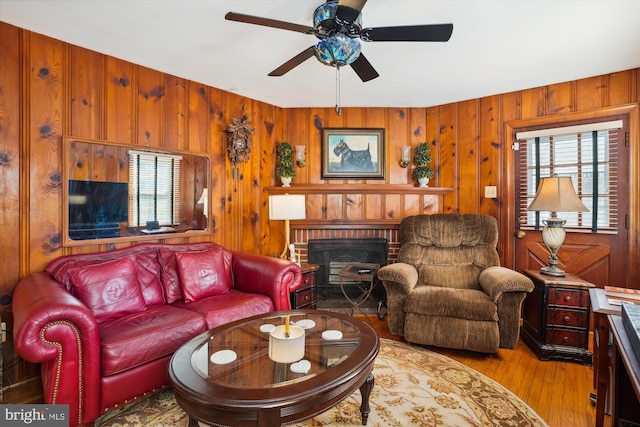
[
  {"xmin": 527, "ymin": 175, "xmax": 588, "ymax": 277},
  {"xmin": 269, "ymin": 194, "xmax": 306, "ymax": 260},
  {"xmin": 197, "ymin": 188, "xmax": 208, "ymax": 222}
]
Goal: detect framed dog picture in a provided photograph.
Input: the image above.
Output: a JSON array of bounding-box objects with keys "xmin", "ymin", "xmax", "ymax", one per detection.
[{"xmin": 321, "ymin": 128, "xmax": 385, "ymax": 179}]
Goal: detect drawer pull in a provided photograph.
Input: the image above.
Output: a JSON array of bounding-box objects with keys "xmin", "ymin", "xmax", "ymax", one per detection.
[
  {"xmin": 563, "ymin": 336, "xmax": 569, "ymax": 342},
  {"xmin": 564, "ymin": 316, "xmax": 571, "ymax": 322},
  {"xmin": 304, "ymin": 295, "xmax": 309, "ymax": 301},
  {"xmin": 304, "ymin": 279, "xmax": 310, "ymax": 284},
  {"xmin": 564, "ymin": 296, "xmax": 572, "ymax": 302}
]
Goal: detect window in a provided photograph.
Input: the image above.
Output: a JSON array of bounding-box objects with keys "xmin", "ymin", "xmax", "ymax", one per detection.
[
  {"xmin": 517, "ymin": 120, "xmax": 623, "ymax": 233},
  {"xmin": 128, "ymin": 150, "xmax": 181, "ymax": 227}
]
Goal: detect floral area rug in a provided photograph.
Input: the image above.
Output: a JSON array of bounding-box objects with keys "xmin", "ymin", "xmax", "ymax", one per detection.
[{"xmin": 97, "ymin": 338, "xmax": 548, "ymax": 427}]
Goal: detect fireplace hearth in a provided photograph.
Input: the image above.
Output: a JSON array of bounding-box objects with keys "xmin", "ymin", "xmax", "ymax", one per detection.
[{"xmin": 308, "ymin": 238, "xmax": 388, "ymax": 308}]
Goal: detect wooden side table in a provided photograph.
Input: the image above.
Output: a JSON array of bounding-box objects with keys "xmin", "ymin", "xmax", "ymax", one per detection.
[
  {"xmin": 521, "ymin": 270, "xmax": 594, "ymax": 364},
  {"xmin": 590, "ymin": 288, "xmax": 621, "ymax": 427},
  {"xmin": 290, "ymin": 264, "xmax": 319, "ymax": 309}
]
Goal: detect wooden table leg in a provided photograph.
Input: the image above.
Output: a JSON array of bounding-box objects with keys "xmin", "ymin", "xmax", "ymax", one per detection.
[
  {"xmin": 257, "ymin": 407, "xmax": 280, "ymax": 427},
  {"xmin": 594, "ymin": 312, "xmax": 609, "ymax": 427},
  {"xmin": 359, "ymin": 372, "xmax": 375, "ymax": 425}
]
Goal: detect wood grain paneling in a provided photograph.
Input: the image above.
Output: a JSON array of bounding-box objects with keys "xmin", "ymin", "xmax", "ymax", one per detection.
[
  {"xmin": 1, "ymin": 21, "xmax": 640, "ymax": 402},
  {"xmin": 27, "ymin": 31, "xmax": 65, "ymax": 270}
]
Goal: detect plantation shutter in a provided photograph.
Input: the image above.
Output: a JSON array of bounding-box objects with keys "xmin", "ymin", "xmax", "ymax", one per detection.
[
  {"xmin": 516, "ymin": 120, "xmax": 623, "ymax": 233},
  {"xmin": 128, "ymin": 150, "xmax": 182, "ymax": 227}
]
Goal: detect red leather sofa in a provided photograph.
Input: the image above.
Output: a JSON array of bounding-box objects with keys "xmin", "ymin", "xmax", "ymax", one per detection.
[{"xmin": 12, "ymin": 242, "xmax": 302, "ymax": 426}]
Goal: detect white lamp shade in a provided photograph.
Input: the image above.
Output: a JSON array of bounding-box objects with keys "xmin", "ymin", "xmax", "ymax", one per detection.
[
  {"xmin": 197, "ymin": 188, "xmax": 207, "ymax": 205},
  {"xmin": 527, "ymin": 176, "xmax": 588, "ymax": 213},
  {"xmin": 197, "ymin": 188, "xmax": 208, "ymax": 219},
  {"xmin": 269, "ymin": 194, "xmax": 306, "ymax": 220}
]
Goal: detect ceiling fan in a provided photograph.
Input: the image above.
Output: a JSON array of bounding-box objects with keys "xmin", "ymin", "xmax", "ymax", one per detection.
[{"xmin": 225, "ymin": 0, "xmax": 453, "ymax": 82}]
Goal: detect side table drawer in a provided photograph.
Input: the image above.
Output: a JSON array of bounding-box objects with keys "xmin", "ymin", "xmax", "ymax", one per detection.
[
  {"xmin": 548, "ymin": 288, "xmax": 588, "ymax": 308},
  {"xmin": 293, "ymin": 287, "xmax": 316, "ymax": 308},
  {"xmin": 301, "ymin": 272, "xmax": 317, "ymax": 288},
  {"xmin": 546, "ymin": 328, "xmax": 588, "ymax": 347},
  {"xmin": 547, "ymin": 308, "xmax": 588, "ymax": 328}
]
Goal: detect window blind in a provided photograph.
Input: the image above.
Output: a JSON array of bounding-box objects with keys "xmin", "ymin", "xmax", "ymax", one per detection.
[
  {"xmin": 518, "ymin": 124, "xmax": 620, "ymax": 233},
  {"xmin": 128, "ymin": 150, "xmax": 182, "ymax": 227}
]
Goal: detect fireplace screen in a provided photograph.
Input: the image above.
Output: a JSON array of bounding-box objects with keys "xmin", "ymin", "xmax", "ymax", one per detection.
[{"xmin": 308, "ymin": 238, "xmax": 388, "ymax": 307}]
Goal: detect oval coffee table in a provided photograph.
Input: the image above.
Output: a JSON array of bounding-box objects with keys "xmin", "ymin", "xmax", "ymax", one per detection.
[{"xmin": 169, "ymin": 309, "xmax": 379, "ymax": 427}]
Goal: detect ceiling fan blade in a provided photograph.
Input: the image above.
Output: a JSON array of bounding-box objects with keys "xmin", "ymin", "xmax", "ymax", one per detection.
[
  {"xmin": 362, "ymin": 24, "xmax": 453, "ymax": 42},
  {"xmin": 225, "ymin": 12, "xmax": 314, "ymax": 34},
  {"xmin": 336, "ymin": 0, "xmax": 368, "ymax": 24},
  {"xmin": 350, "ymin": 53, "xmax": 379, "ymax": 82},
  {"xmin": 268, "ymin": 46, "xmax": 316, "ymax": 77}
]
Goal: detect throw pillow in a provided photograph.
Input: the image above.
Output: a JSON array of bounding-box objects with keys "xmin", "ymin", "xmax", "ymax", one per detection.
[
  {"xmin": 175, "ymin": 247, "xmax": 232, "ymax": 302},
  {"xmin": 136, "ymin": 251, "xmax": 165, "ymax": 305},
  {"xmin": 158, "ymin": 247, "xmax": 187, "ymax": 304},
  {"xmin": 68, "ymin": 257, "xmax": 147, "ymax": 323}
]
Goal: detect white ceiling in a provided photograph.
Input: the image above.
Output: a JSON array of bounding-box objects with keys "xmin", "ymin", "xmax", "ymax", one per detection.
[{"xmin": 2, "ymin": 0, "xmax": 639, "ymax": 109}]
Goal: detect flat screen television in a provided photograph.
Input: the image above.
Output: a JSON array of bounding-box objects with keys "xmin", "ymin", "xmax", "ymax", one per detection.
[{"xmin": 68, "ymin": 180, "xmax": 129, "ymax": 239}]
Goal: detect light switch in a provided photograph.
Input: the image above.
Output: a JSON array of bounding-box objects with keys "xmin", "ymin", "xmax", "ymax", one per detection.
[{"xmin": 485, "ymin": 186, "xmax": 497, "ymax": 199}]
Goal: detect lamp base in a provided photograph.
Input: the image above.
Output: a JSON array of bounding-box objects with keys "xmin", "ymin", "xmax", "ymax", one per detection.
[{"xmin": 540, "ymin": 265, "xmax": 566, "ymax": 277}]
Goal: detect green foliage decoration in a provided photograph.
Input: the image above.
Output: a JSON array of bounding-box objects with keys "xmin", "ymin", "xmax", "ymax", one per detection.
[
  {"xmin": 276, "ymin": 141, "xmax": 296, "ymax": 178},
  {"xmin": 413, "ymin": 142, "xmax": 434, "ymax": 180}
]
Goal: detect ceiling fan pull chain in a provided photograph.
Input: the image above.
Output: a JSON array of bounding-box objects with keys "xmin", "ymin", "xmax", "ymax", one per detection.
[{"xmin": 335, "ymin": 66, "xmax": 342, "ymax": 116}]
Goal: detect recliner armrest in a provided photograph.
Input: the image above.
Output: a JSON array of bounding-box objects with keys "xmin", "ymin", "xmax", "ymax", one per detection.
[
  {"xmin": 377, "ymin": 262, "xmax": 419, "ymax": 294},
  {"xmin": 479, "ymin": 266, "xmax": 534, "ymax": 303}
]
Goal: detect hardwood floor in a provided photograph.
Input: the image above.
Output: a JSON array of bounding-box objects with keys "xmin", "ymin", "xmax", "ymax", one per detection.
[{"xmin": 360, "ymin": 314, "xmax": 609, "ymax": 427}]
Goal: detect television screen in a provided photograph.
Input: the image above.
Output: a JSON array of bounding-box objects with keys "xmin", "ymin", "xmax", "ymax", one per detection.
[{"xmin": 68, "ymin": 180, "xmax": 129, "ymax": 239}]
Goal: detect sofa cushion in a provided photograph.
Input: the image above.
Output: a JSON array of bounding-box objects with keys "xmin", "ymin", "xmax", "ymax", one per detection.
[
  {"xmin": 175, "ymin": 247, "xmax": 232, "ymax": 302},
  {"xmin": 50, "ymin": 248, "xmax": 165, "ymax": 305},
  {"xmin": 68, "ymin": 257, "xmax": 147, "ymax": 324},
  {"xmin": 99, "ymin": 305, "xmax": 206, "ymax": 376},
  {"xmin": 172, "ymin": 289, "xmax": 274, "ymax": 329}
]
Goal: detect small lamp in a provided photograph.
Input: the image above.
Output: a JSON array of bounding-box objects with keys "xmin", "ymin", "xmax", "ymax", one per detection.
[
  {"xmin": 399, "ymin": 146, "xmax": 411, "ymax": 168},
  {"xmin": 268, "ymin": 194, "xmax": 306, "ymax": 260},
  {"xmin": 295, "ymin": 145, "xmax": 306, "ymax": 168},
  {"xmin": 527, "ymin": 175, "xmax": 588, "ymax": 276},
  {"xmin": 197, "ymin": 188, "xmax": 208, "ymax": 223}
]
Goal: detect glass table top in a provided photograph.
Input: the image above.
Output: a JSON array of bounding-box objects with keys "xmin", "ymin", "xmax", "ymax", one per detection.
[{"xmin": 190, "ymin": 312, "xmax": 362, "ymax": 389}]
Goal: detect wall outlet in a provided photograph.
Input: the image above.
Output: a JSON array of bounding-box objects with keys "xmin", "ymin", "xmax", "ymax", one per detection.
[
  {"xmin": 485, "ymin": 186, "xmax": 497, "ymax": 199},
  {"xmin": 1, "ymin": 321, "xmax": 6, "ymax": 343}
]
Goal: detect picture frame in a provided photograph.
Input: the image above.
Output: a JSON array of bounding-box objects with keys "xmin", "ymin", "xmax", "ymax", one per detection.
[{"xmin": 321, "ymin": 128, "xmax": 385, "ymax": 179}]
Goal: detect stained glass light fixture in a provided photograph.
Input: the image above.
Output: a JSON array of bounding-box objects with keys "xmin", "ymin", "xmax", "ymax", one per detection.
[{"xmin": 313, "ymin": 33, "xmax": 361, "ymax": 67}]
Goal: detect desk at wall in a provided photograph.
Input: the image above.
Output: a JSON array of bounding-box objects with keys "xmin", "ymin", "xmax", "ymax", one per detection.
[
  {"xmin": 590, "ymin": 288, "xmax": 621, "ymax": 427},
  {"xmin": 609, "ymin": 314, "xmax": 640, "ymax": 426}
]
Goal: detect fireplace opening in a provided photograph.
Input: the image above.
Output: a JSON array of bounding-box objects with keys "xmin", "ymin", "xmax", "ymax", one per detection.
[{"xmin": 308, "ymin": 238, "xmax": 388, "ymax": 309}]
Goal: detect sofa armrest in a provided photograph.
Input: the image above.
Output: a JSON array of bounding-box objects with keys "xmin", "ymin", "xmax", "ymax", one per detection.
[
  {"xmin": 231, "ymin": 252, "xmax": 302, "ymax": 311},
  {"xmin": 12, "ymin": 272, "xmax": 101, "ymax": 425},
  {"xmin": 479, "ymin": 266, "xmax": 534, "ymax": 303}
]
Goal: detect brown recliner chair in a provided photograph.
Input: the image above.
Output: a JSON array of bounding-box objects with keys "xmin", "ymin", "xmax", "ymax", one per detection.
[{"xmin": 377, "ymin": 214, "xmax": 533, "ymax": 353}]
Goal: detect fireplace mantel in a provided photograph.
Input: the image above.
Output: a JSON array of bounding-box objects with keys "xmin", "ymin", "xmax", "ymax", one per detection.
[
  {"xmin": 265, "ymin": 184, "xmax": 452, "ymax": 229},
  {"xmin": 265, "ymin": 184, "xmax": 452, "ymax": 196}
]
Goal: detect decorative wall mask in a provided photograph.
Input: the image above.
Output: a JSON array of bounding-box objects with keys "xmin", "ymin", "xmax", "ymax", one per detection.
[{"xmin": 226, "ymin": 113, "xmax": 255, "ymax": 168}]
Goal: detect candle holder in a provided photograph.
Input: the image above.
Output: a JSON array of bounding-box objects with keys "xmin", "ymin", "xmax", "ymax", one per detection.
[{"xmin": 269, "ymin": 325, "xmax": 305, "ymax": 363}]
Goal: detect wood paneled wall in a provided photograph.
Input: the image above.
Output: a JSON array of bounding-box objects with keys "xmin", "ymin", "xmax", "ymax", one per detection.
[{"xmin": 1, "ymin": 21, "xmax": 639, "ymax": 398}]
